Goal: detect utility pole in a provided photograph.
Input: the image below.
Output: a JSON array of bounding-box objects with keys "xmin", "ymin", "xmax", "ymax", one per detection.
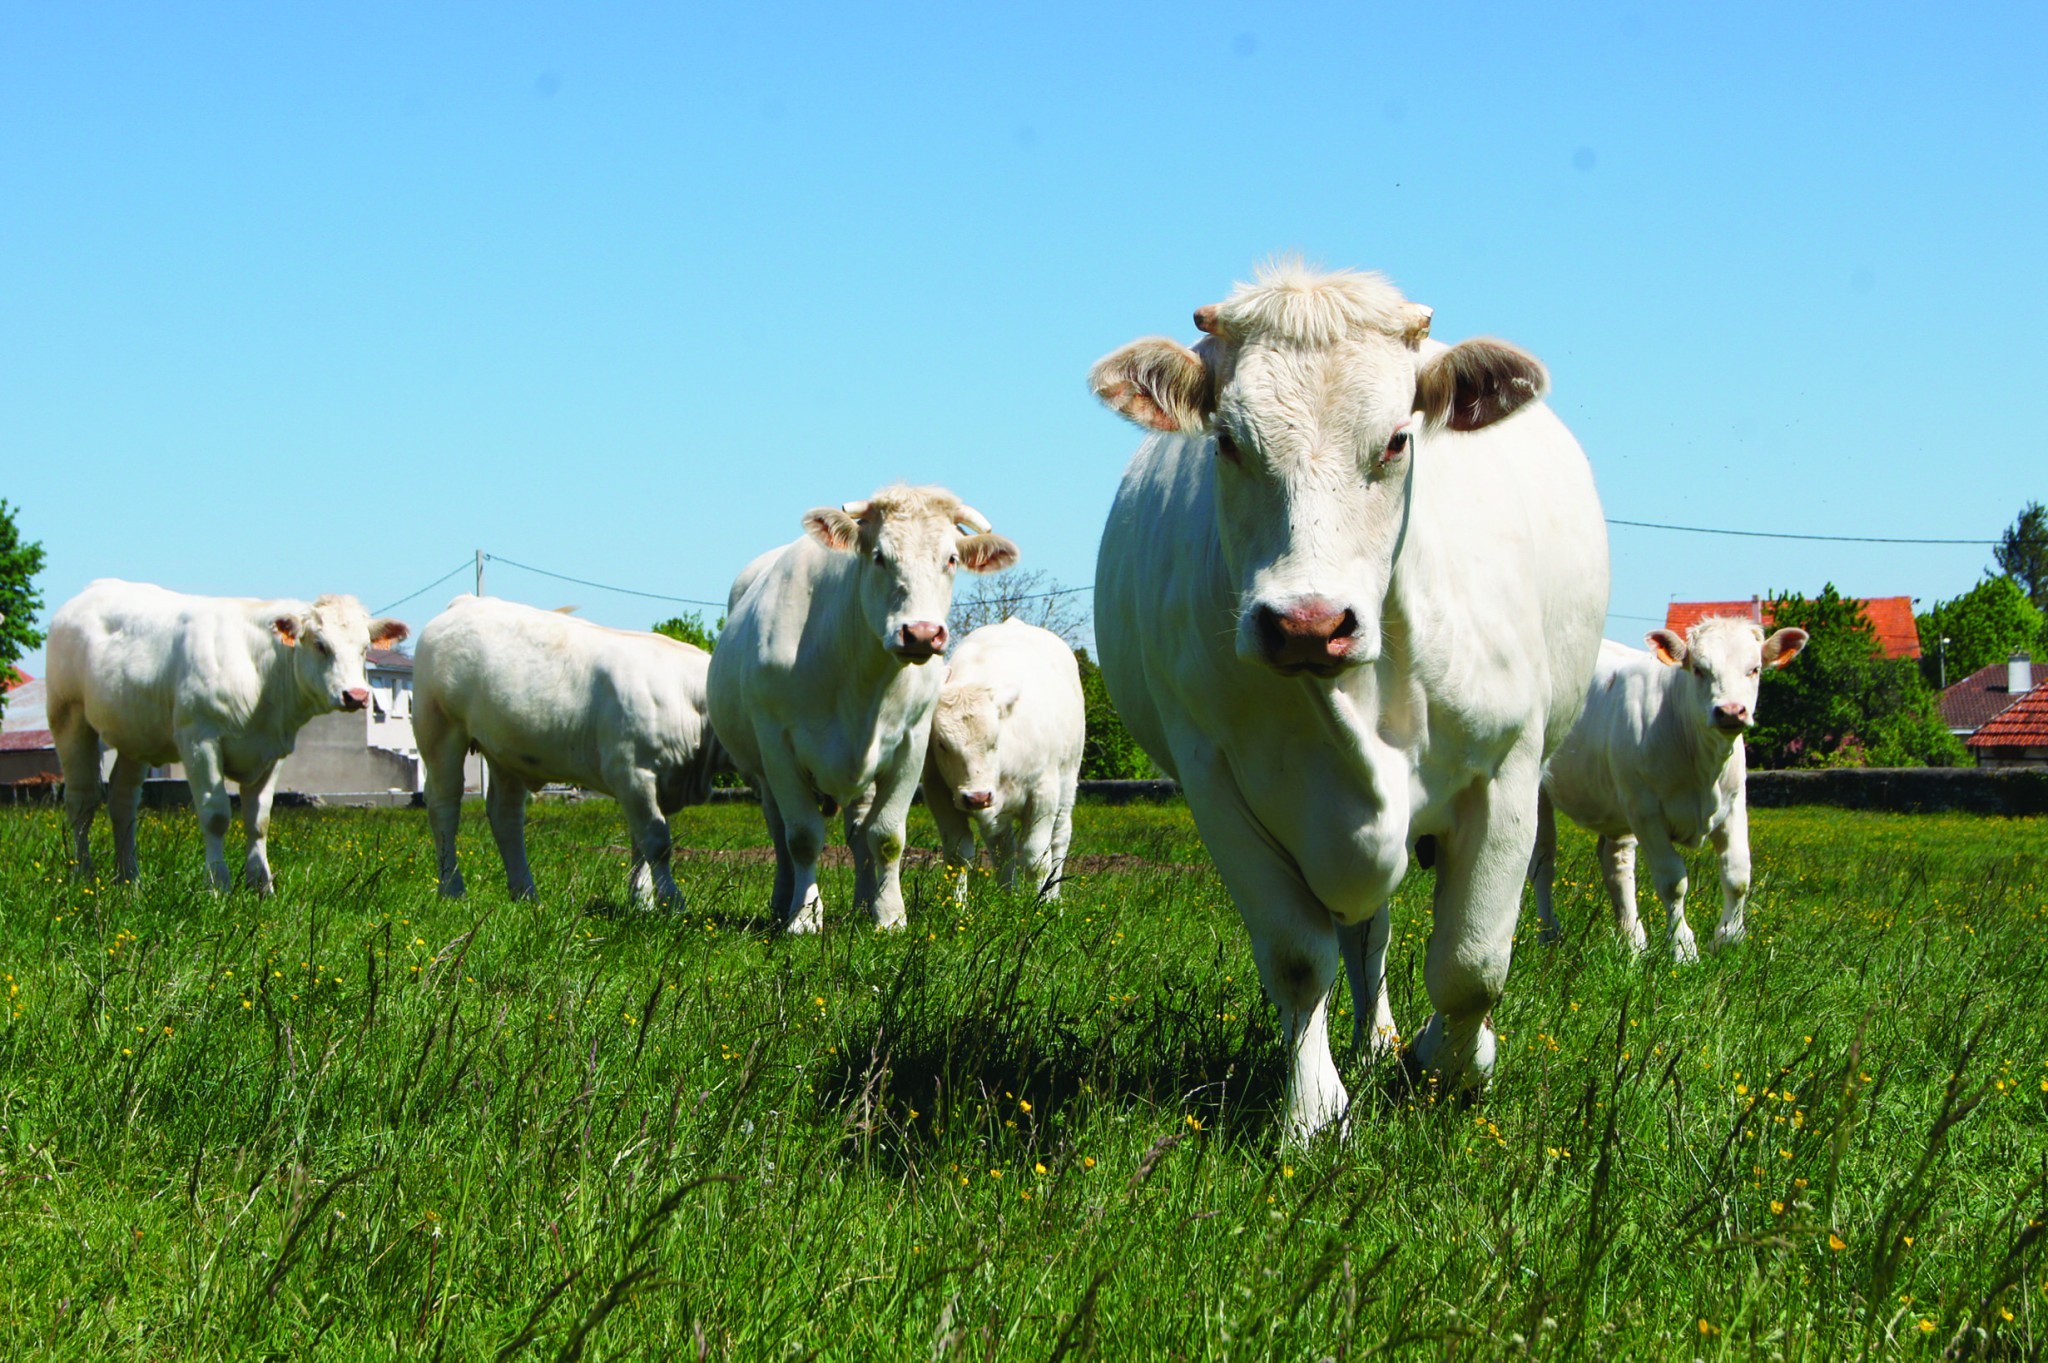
[{"xmin": 474, "ymin": 549, "xmax": 487, "ymax": 803}]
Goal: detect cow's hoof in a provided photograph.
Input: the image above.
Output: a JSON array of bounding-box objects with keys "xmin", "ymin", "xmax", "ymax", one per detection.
[
  {"xmin": 1707, "ymin": 927, "xmax": 1745, "ymax": 954},
  {"xmin": 784, "ymin": 912, "xmax": 823, "ymax": 936},
  {"xmin": 1535, "ymin": 923, "xmax": 1564, "ymax": 947}
]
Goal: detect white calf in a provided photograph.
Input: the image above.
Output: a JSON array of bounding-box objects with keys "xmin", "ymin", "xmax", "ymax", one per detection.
[
  {"xmin": 1531, "ymin": 618, "xmax": 1807, "ymax": 959},
  {"xmin": 921, "ymin": 619, "xmax": 1085, "ymax": 900}
]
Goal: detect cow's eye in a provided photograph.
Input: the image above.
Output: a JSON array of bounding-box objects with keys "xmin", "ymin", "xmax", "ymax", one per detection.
[
  {"xmin": 872, "ymin": 548, "xmax": 886, "ymax": 566},
  {"xmin": 1747, "ymin": 665, "xmax": 1760, "ymax": 678},
  {"xmin": 317, "ymin": 640, "xmax": 333, "ymax": 657},
  {"xmin": 946, "ymin": 552, "xmax": 959, "ymax": 570},
  {"xmin": 1213, "ymin": 428, "xmax": 1242, "ymax": 464},
  {"xmin": 1381, "ymin": 424, "xmax": 1414, "ymax": 464}
]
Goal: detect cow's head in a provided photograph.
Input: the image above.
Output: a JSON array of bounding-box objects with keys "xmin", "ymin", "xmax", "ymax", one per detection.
[
  {"xmin": 928, "ymin": 681, "xmax": 1008, "ymax": 812},
  {"xmin": 271, "ymin": 595, "xmax": 410, "ymax": 712},
  {"xmin": 801, "ymin": 485, "xmax": 1018, "ymax": 663},
  {"xmin": 1645, "ymin": 617, "xmax": 1807, "ymax": 735},
  {"xmin": 1090, "ymin": 261, "xmax": 1548, "ymax": 677}
]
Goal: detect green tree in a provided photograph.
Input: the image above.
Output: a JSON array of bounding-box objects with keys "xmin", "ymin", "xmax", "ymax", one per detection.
[
  {"xmin": 1994, "ymin": 501, "xmax": 2048, "ymax": 612},
  {"xmin": 1074, "ymin": 648, "xmax": 1155, "ymax": 780},
  {"xmin": 652, "ymin": 611, "xmax": 721, "ymax": 652},
  {"xmin": 1916, "ymin": 575, "xmax": 2044, "ymax": 689},
  {"xmin": 1750, "ymin": 585, "xmax": 1965, "ymax": 769},
  {"xmin": 0, "ymin": 499, "xmax": 47, "ymax": 721}
]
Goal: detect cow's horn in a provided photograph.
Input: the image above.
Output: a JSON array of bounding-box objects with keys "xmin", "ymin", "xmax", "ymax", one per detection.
[
  {"xmin": 1193, "ymin": 303, "xmax": 1222, "ymax": 335},
  {"xmin": 955, "ymin": 504, "xmax": 993, "ymax": 534},
  {"xmin": 840, "ymin": 499, "xmax": 872, "ymax": 518},
  {"xmin": 1399, "ymin": 302, "xmax": 1433, "ymax": 346}
]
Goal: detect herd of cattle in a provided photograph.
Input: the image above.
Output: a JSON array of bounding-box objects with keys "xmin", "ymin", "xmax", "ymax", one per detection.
[{"xmin": 34, "ymin": 262, "xmax": 1806, "ymax": 1140}]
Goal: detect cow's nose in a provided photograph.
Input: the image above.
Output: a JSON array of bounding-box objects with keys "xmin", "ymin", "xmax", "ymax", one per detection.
[
  {"xmin": 960, "ymin": 789, "xmax": 994, "ymax": 811},
  {"xmin": 1714, "ymin": 702, "xmax": 1750, "ymax": 730},
  {"xmin": 1253, "ymin": 599, "xmax": 1359, "ymax": 672},
  {"xmin": 341, "ymin": 688, "xmax": 370, "ymax": 711},
  {"xmin": 898, "ymin": 621, "xmax": 947, "ymax": 656}
]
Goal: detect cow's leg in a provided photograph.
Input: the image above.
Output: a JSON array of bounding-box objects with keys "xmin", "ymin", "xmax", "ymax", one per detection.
[
  {"xmin": 854, "ymin": 764, "xmax": 920, "ymax": 931},
  {"xmin": 618, "ymin": 773, "xmax": 681, "ymax": 910},
  {"xmin": 923, "ymin": 779, "xmax": 977, "ymax": 905},
  {"xmin": 54, "ymin": 720, "xmax": 103, "ymax": 878},
  {"xmin": 842, "ymin": 791, "xmax": 880, "ymax": 912},
  {"xmin": 1637, "ymin": 827, "xmax": 1698, "ymax": 963},
  {"xmin": 1340, "ymin": 903, "xmax": 1399, "ymax": 1058},
  {"xmin": 1410, "ymin": 760, "xmax": 1542, "ymax": 1093},
  {"xmin": 178, "ymin": 737, "xmax": 236, "ymax": 892},
  {"xmin": 1180, "ymin": 762, "xmax": 1347, "ymax": 1141},
  {"xmin": 416, "ymin": 703, "xmax": 469, "ymax": 898},
  {"xmin": 758, "ymin": 749, "xmax": 824, "ymax": 933},
  {"xmin": 1014, "ymin": 797, "xmax": 1059, "ymax": 902},
  {"xmin": 1529, "ymin": 788, "xmax": 1563, "ymax": 945},
  {"xmin": 1598, "ymin": 834, "xmax": 1648, "ymax": 955},
  {"xmin": 106, "ymin": 752, "xmax": 146, "ymax": 883},
  {"xmin": 757, "ymin": 785, "xmax": 798, "ymax": 924},
  {"xmin": 238, "ymin": 763, "xmax": 280, "ymax": 895},
  {"xmin": 1707, "ymin": 796, "xmax": 1752, "ymax": 953},
  {"xmin": 484, "ymin": 760, "xmax": 537, "ymax": 901},
  {"xmin": 989, "ymin": 813, "xmax": 1021, "ymax": 891},
  {"xmin": 1042, "ymin": 788, "xmax": 1076, "ymax": 901}
]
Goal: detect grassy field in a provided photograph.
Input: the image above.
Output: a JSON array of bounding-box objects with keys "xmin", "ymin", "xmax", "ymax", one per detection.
[{"xmin": 0, "ymin": 796, "xmax": 2044, "ymax": 1360}]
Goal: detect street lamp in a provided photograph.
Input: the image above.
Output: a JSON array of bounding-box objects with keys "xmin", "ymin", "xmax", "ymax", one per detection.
[{"xmin": 1939, "ymin": 636, "xmax": 1951, "ymax": 690}]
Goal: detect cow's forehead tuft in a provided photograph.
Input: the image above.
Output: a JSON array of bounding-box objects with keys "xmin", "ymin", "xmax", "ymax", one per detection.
[
  {"xmin": 306, "ymin": 594, "xmax": 371, "ymax": 635},
  {"xmin": 861, "ymin": 484, "xmax": 967, "ymax": 526},
  {"xmin": 1214, "ymin": 260, "xmax": 1411, "ymax": 348},
  {"xmin": 1687, "ymin": 615, "xmax": 1765, "ymax": 659}
]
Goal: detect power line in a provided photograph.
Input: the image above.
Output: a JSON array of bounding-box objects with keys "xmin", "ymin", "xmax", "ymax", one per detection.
[
  {"xmin": 1606, "ymin": 518, "xmax": 1994, "ymax": 547},
  {"xmin": 483, "ymin": 554, "xmax": 729, "ymax": 609},
  {"xmin": 374, "ymin": 560, "xmax": 473, "ymax": 616}
]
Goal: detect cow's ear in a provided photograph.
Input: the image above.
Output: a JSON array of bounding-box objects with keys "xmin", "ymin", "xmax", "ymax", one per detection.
[
  {"xmin": 1761, "ymin": 627, "xmax": 1808, "ymax": 668},
  {"xmin": 996, "ymin": 682, "xmax": 1023, "ymax": 716},
  {"xmin": 370, "ymin": 619, "xmax": 410, "ymax": 648},
  {"xmin": 803, "ymin": 507, "xmax": 862, "ymax": 552},
  {"xmin": 272, "ymin": 616, "xmax": 300, "ymax": 647},
  {"xmin": 958, "ymin": 533, "xmax": 1019, "ymax": 574},
  {"xmin": 1089, "ymin": 337, "xmax": 1213, "ymax": 433},
  {"xmin": 1646, "ymin": 629, "xmax": 1688, "ymax": 667},
  {"xmin": 1416, "ymin": 338, "xmax": 1548, "ymax": 433}
]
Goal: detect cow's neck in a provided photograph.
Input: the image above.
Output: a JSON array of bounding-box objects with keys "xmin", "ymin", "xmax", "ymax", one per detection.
[
  {"xmin": 254, "ymin": 646, "xmax": 324, "ymax": 738},
  {"xmin": 1665, "ymin": 694, "xmax": 1740, "ymax": 788}
]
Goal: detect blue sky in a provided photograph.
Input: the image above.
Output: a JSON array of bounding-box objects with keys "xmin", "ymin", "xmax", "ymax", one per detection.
[{"xmin": 4, "ymin": 2, "xmax": 2042, "ymax": 670}]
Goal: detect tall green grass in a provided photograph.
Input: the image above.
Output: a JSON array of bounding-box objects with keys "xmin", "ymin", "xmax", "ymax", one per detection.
[{"xmin": 0, "ymin": 798, "xmax": 2042, "ymax": 1358}]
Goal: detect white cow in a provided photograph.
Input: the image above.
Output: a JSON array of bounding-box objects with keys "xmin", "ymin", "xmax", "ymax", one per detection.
[
  {"xmin": 1091, "ymin": 262, "xmax": 1609, "ymax": 1139},
  {"xmin": 920, "ymin": 618, "xmax": 1085, "ymax": 901},
  {"xmin": 707, "ymin": 484, "xmax": 1019, "ymax": 932},
  {"xmin": 1529, "ymin": 618, "xmax": 1807, "ymax": 960},
  {"xmin": 412, "ymin": 596, "xmax": 726, "ymax": 908},
  {"xmin": 47, "ymin": 579, "xmax": 409, "ymax": 892}
]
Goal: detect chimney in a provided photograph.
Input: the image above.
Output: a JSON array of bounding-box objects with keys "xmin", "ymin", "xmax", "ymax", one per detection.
[{"xmin": 2011, "ymin": 653, "xmax": 2034, "ymax": 697}]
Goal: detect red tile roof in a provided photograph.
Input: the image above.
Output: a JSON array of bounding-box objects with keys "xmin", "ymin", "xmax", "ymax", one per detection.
[
  {"xmin": 1663, "ymin": 600, "xmax": 1764, "ymax": 636},
  {"xmin": 0, "ymin": 728, "xmax": 53, "ymax": 752},
  {"xmin": 1940, "ymin": 661, "xmax": 2048, "ymax": 732},
  {"xmin": 1968, "ymin": 684, "xmax": 2048, "ymax": 752},
  {"xmin": 366, "ymin": 648, "xmax": 413, "ymax": 671},
  {"xmin": 4, "ymin": 667, "xmax": 28, "ymax": 692},
  {"xmin": 1664, "ymin": 596, "xmax": 1921, "ymax": 660}
]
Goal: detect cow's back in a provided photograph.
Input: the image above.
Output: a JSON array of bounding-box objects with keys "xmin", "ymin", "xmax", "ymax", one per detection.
[
  {"xmin": 49, "ymin": 580, "xmax": 268, "ymax": 759},
  {"xmin": 417, "ymin": 597, "xmax": 710, "ymax": 792},
  {"xmin": 949, "ymin": 619, "xmax": 1086, "ymax": 781}
]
